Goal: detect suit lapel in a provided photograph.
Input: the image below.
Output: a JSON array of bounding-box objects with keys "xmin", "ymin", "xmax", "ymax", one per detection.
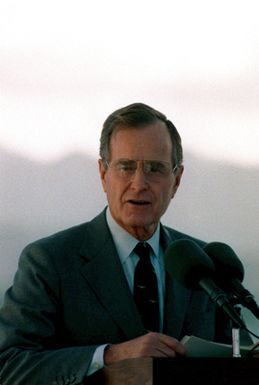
[{"xmin": 79, "ymin": 210, "xmax": 145, "ymax": 340}]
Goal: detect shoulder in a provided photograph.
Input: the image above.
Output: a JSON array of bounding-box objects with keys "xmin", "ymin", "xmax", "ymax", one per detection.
[{"xmin": 21, "ymin": 209, "xmax": 108, "ymax": 264}]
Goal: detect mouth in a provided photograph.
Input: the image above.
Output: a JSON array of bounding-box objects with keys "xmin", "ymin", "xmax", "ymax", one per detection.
[{"xmin": 127, "ymin": 200, "xmax": 151, "ymax": 206}]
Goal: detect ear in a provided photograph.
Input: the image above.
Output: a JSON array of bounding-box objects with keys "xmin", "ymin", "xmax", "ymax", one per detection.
[
  {"xmin": 98, "ymin": 159, "xmax": 107, "ymax": 193},
  {"xmin": 171, "ymin": 165, "xmax": 184, "ymax": 198}
]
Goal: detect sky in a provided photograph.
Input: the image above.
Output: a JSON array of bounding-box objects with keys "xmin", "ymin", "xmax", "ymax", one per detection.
[{"xmin": 0, "ymin": 0, "xmax": 258, "ymax": 165}]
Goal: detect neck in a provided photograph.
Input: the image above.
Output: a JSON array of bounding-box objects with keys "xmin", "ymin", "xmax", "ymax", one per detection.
[{"xmin": 126, "ymin": 225, "xmax": 156, "ymax": 241}]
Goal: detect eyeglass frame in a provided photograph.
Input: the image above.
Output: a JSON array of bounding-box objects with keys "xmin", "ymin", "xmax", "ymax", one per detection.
[{"xmin": 103, "ymin": 158, "xmax": 179, "ymax": 181}]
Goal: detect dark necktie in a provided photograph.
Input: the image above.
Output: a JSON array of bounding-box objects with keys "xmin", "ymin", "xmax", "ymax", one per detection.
[{"xmin": 133, "ymin": 242, "xmax": 159, "ymax": 332}]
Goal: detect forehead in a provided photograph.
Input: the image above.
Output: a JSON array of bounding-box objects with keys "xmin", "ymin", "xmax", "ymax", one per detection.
[{"xmin": 109, "ymin": 121, "xmax": 173, "ymax": 161}]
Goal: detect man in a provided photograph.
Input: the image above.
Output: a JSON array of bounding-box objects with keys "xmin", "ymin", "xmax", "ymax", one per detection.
[{"xmin": 0, "ymin": 103, "xmax": 233, "ymax": 384}]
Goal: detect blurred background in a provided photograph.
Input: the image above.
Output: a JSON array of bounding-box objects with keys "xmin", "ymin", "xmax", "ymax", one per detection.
[{"xmin": 0, "ymin": 0, "xmax": 258, "ymax": 338}]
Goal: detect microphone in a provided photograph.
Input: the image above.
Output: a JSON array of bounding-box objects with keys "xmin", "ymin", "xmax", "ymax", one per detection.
[
  {"xmin": 204, "ymin": 242, "xmax": 259, "ymax": 319},
  {"xmin": 164, "ymin": 239, "xmax": 246, "ymax": 329}
]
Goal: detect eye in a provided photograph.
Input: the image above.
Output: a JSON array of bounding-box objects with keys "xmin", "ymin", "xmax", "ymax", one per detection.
[
  {"xmin": 116, "ymin": 160, "xmax": 136, "ymax": 172},
  {"xmin": 148, "ymin": 161, "xmax": 168, "ymax": 174}
]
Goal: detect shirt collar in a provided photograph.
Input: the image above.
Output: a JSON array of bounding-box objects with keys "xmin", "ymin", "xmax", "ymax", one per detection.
[{"xmin": 106, "ymin": 207, "xmax": 160, "ymax": 263}]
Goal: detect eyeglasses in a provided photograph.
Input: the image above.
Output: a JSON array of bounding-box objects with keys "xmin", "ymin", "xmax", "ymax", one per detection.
[{"xmin": 105, "ymin": 159, "xmax": 178, "ymax": 181}]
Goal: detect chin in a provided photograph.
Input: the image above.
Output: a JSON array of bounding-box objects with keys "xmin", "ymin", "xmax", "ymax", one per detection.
[{"xmin": 126, "ymin": 216, "xmax": 155, "ymax": 229}]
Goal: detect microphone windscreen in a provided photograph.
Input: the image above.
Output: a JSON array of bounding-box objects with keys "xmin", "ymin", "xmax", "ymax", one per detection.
[
  {"xmin": 164, "ymin": 239, "xmax": 215, "ymax": 289},
  {"xmin": 203, "ymin": 242, "xmax": 244, "ymax": 282}
]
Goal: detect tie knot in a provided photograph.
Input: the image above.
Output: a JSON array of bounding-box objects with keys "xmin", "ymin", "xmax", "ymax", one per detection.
[{"xmin": 134, "ymin": 242, "xmax": 151, "ymax": 260}]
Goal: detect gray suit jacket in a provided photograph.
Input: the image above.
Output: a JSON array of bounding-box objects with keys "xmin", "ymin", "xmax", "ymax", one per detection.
[{"xmin": 0, "ymin": 209, "xmax": 228, "ymax": 385}]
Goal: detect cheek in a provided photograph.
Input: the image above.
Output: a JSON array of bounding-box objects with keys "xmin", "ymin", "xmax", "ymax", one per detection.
[
  {"xmin": 160, "ymin": 182, "xmax": 175, "ymax": 200},
  {"xmin": 157, "ymin": 184, "xmax": 175, "ymax": 210},
  {"xmin": 104, "ymin": 177, "xmax": 124, "ymax": 201}
]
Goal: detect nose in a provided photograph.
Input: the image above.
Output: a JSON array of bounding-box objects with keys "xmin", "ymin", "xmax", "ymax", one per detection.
[
  {"xmin": 130, "ymin": 165, "xmax": 148, "ymax": 191},
  {"xmin": 129, "ymin": 163, "xmax": 149, "ymax": 190}
]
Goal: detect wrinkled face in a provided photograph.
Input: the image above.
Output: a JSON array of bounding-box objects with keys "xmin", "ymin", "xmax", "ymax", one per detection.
[{"xmin": 99, "ymin": 121, "xmax": 183, "ymax": 240}]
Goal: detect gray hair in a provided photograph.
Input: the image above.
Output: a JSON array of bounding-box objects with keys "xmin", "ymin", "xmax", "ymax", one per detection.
[{"xmin": 99, "ymin": 102, "xmax": 183, "ymax": 167}]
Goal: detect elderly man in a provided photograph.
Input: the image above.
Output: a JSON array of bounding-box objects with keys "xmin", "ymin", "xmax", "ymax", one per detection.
[{"xmin": 0, "ymin": 103, "xmax": 235, "ymax": 384}]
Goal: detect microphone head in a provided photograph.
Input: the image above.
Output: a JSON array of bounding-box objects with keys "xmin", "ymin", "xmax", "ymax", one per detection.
[
  {"xmin": 164, "ymin": 239, "xmax": 215, "ymax": 289},
  {"xmin": 203, "ymin": 242, "xmax": 244, "ymax": 282}
]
